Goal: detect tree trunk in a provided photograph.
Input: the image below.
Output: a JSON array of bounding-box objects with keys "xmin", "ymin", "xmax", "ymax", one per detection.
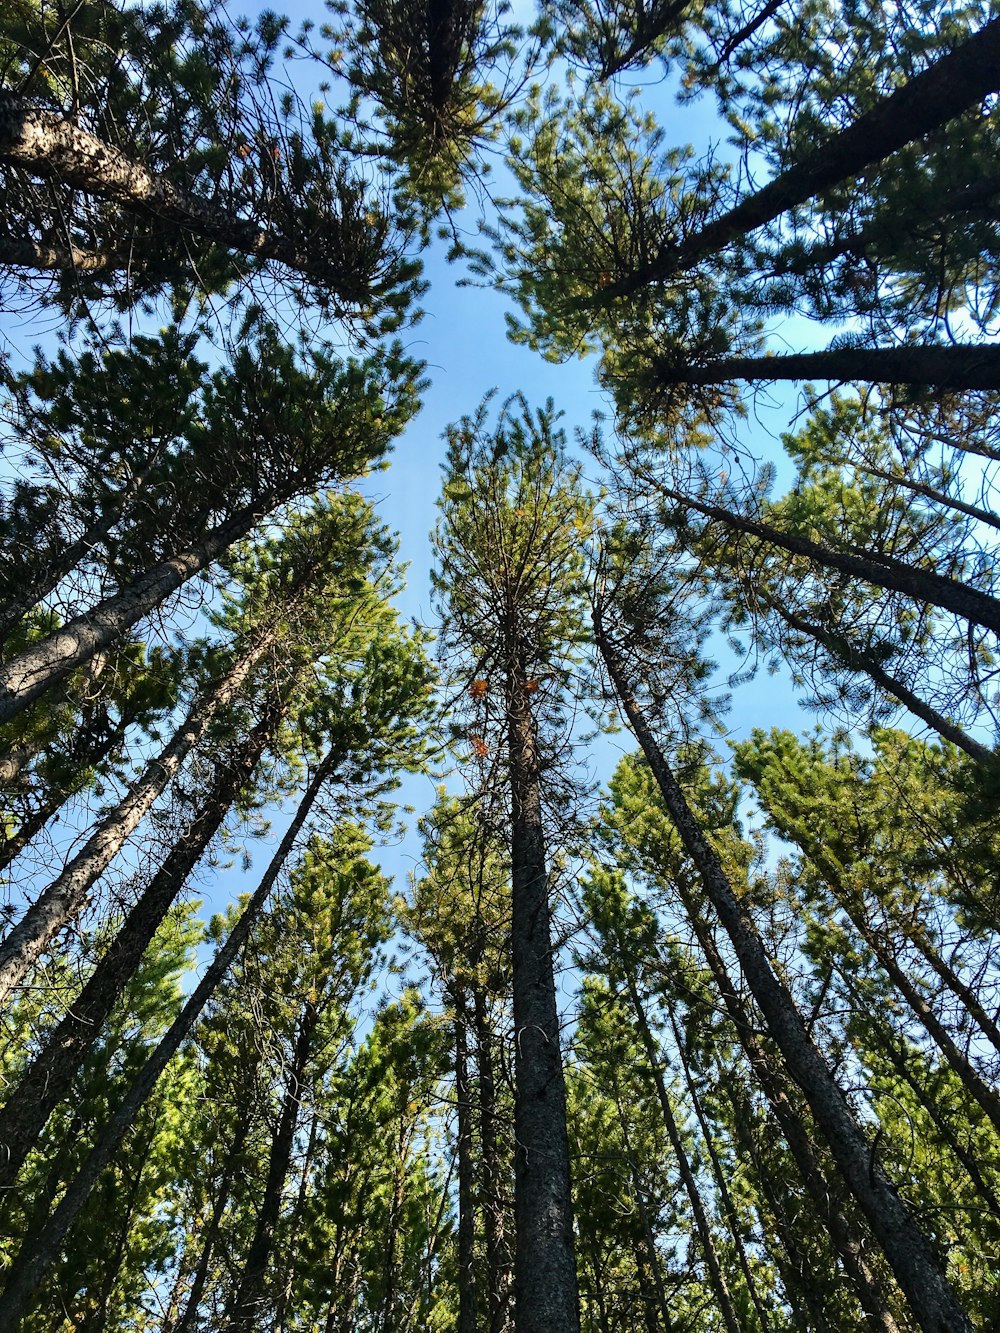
[
  {"xmin": 0, "ymin": 500, "xmax": 274, "ymax": 727},
  {"xmin": 172, "ymin": 1111, "xmax": 253, "ymax": 1333},
  {"xmin": 0, "ymin": 702, "xmax": 281, "ymax": 1199},
  {"xmin": 760, "ymin": 596, "xmax": 993, "ymax": 763},
  {"xmin": 0, "ymin": 630, "xmax": 277, "ymax": 1006},
  {"xmin": 506, "ymin": 660, "xmax": 581, "ymax": 1333},
  {"xmin": 0, "ymin": 456, "xmax": 163, "ymax": 646},
  {"xmin": 0, "ymin": 94, "xmax": 363, "ymax": 293},
  {"xmin": 600, "ymin": 17, "xmax": 1000, "ymax": 293},
  {"xmin": 657, "ymin": 482, "xmax": 1000, "ymax": 636},
  {"xmin": 668, "ymin": 877, "xmax": 903, "ymax": 1331},
  {"xmin": 651, "ymin": 344, "xmax": 1000, "ymax": 392},
  {"xmin": 594, "ymin": 612, "xmax": 972, "ymax": 1333},
  {"xmin": 473, "ymin": 985, "xmax": 511, "ymax": 1333},
  {"xmin": 621, "ymin": 971, "xmax": 742, "ymax": 1333},
  {"xmin": 802, "ymin": 846, "xmax": 1000, "ymax": 1139},
  {"xmin": 0, "ymin": 745, "xmax": 335, "ymax": 1327},
  {"xmin": 454, "ymin": 995, "xmax": 479, "ymax": 1333},
  {"xmin": 221, "ymin": 1005, "xmax": 318, "ymax": 1332},
  {"xmin": 663, "ymin": 999, "xmax": 776, "ymax": 1333}
]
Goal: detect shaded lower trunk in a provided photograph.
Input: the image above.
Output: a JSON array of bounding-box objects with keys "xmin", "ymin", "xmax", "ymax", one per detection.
[
  {"xmin": 506, "ymin": 664, "xmax": 580, "ymax": 1333},
  {"xmin": 594, "ymin": 613, "xmax": 971, "ymax": 1333},
  {"xmin": 0, "ymin": 704, "xmax": 280, "ymax": 1198}
]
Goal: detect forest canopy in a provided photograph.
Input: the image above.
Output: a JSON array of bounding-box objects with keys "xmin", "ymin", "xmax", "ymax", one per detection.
[{"xmin": 0, "ymin": 0, "xmax": 999, "ymax": 1330}]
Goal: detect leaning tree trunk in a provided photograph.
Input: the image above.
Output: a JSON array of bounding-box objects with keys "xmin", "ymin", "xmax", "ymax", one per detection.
[
  {"xmin": 221, "ymin": 1005, "xmax": 318, "ymax": 1333},
  {"xmin": 657, "ymin": 481, "xmax": 1000, "ymax": 636},
  {"xmin": 0, "ymin": 93, "xmax": 366, "ymax": 293},
  {"xmin": 600, "ymin": 16, "xmax": 1000, "ymax": 294},
  {"xmin": 0, "ymin": 498, "xmax": 279, "ymax": 727},
  {"xmin": 0, "ymin": 700, "xmax": 282, "ymax": 1197},
  {"xmin": 0, "ymin": 628, "xmax": 278, "ymax": 1006},
  {"xmin": 620, "ymin": 970, "xmax": 742, "ymax": 1333},
  {"xmin": 649, "ymin": 344, "xmax": 1000, "ymax": 393},
  {"xmin": 759, "ymin": 595, "xmax": 993, "ymax": 763},
  {"xmin": 505, "ymin": 657, "xmax": 580, "ymax": 1333},
  {"xmin": 0, "ymin": 455, "xmax": 163, "ymax": 646},
  {"xmin": 673, "ymin": 870, "xmax": 903, "ymax": 1331},
  {"xmin": 0, "ymin": 745, "xmax": 336, "ymax": 1328},
  {"xmin": 593, "ymin": 609, "xmax": 972, "ymax": 1333},
  {"xmin": 662, "ymin": 997, "xmax": 777, "ymax": 1333}
]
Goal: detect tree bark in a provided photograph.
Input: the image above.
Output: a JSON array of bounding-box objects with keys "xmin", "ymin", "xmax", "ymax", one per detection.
[
  {"xmin": 0, "ymin": 94, "xmax": 368, "ymax": 296},
  {"xmin": 221, "ymin": 1005, "xmax": 318, "ymax": 1332},
  {"xmin": 0, "ymin": 702, "xmax": 281, "ymax": 1199},
  {"xmin": 650, "ymin": 344, "xmax": 1000, "ymax": 392},
  {"xmin": 0, "ymin": 745, "xmax": 335, "ymax": 1327},
  {"xmin": 622, "ymin": 970, "xmax": 742, "ymax": 1333},
  {"xmin": 0, "ymin": 501, "xmax": 274, "ymax": 727},
  {"xmin": 599, "ymin": 17, "xmax": 1000, "ymax": 293},
  {"xmin": 506, "ymin": 661, "xmax": 581, "ymax": 1333},
  {"xmin": 593, "ymin": 610, "xmax": 972, "ymax": 1333},
  {"xmin": 657, "ymin": 481, "xmax": 1000, "ymax": 636},
  {"xmin": 0, "ymin": 630, "xmax": 277, "ymax": 1006}
]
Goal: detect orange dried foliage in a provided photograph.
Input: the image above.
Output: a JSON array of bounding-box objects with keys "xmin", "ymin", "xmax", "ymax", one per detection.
[{"xmin": 470, "ymin": 679, "xmax": 488, "ymax": 699}]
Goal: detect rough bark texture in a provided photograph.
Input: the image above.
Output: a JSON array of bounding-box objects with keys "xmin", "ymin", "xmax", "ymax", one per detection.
[
  {"xmin": 658, "ymin": 483, "xmax": 1000, "ymax": 636},
  {"xmin": 0, "ymin": 745, "xmax": 333, "ymax": 1328},
  {"xmin": 594, "ymin": 613, "xmax": 972, "ymax": 1333},
  {"xmin": 506, "ymin": 666, "xmax": 581, "ymax": 1333},
  {"xmin": 602, "ymin": 17, "xmax": 1000, "ymax": 292},
  {"xmin": 0, "ymin": 705, "xmax": 280, "ymax": 1197},
  {"xmin": 0, "ymin": 632, "xmax": 274, "ymax": 1006},
  {"xmin": 650, "ymin": 344, "xmax": 1000, "ymax": 391},
  {"xmin": 0, "ymin": 94, "xmax": 362, "ymax": 294},
  {"xmin": 0, "ymin": 504, "xmax": 267, "ymax": 726}
]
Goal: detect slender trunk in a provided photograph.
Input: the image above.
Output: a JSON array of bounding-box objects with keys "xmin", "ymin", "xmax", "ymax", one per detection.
[
  {"xmin": 0, "ymin": 702, "xmax": 281, "ymax": 1199},
  {"xmin": 0, "ymin": 631, "xmax": 276, "ymax": 1006},
  {"xmin": 621, "ymin": 971, "xmax": 741, "ymax": 1333},
  {"xmin": 726, "ymin": 1080, "xmax": 837, "ymax": 1333},
  {"xmin": 0, "ymin": 94, "xmax": 362, "ymax": 292},
  {"xmin": 608, "ymin": 1088, "xmax": 674, "ymax": 1331},
  {"xmin": 454, "ymin": 995, "xmax": 478, "ymax": 1333},
  {"xmin": 651, "ymin": 344, "xmax": 1000, "ymax": 393},
  {"xmin": 663, "ymin": 1000, "xmax": 775, "ymax": 1333},
  {"xmin": 0, "ymin": 500, "xmax": 274, "ymax": 726},
  {"xmin": 761, "ymin": 596, "xmax": 993, "ymax": 763},
  {"xmin": 506, "ymin": 661, "xmax": 580, "ymax": 1333},
  {"xmin": 222, "ymin": 1006, "xmax": 317, "ymax": 1333},
  {"xmin": 837, "ymin": 455, "xmax": 1000, "ymax": 535},
  {"xmin": 600, "ymin": 17, "xmax": 1000, "ymax": 293},
  {"xmin": 667, "ymin": 881, "xmax": 902, "ymax": 1331},
  {"xmin": 473, "ymin": 985, "xmax": 511, "ymax": 1333},
  {"xmin": 0, "ymin": 457, "xmax": 162, "ymax": 646},
  {"xmin": 594, "ymin": 612, "xmax": 972, "ymax": 1333},
  {"xmin": 835, "ymin": 959, "xmax": 1000, "ymax": 1222},
  {"xmin": 172, "ymin": 1111, "xmax": 253, "ymax": 1333},
  {"xmin": 0, "ymin": 747, "xmax": 334, "ymax": 1327},
  {"xmin": 658, "ymin": 482, "xmax": 1000, "ymax": 636},
  {"xmin": 804, "ymin": 847, "xmax": 1000, "ymax": 1139},
  {"xmin": 275, "ymin": 1108, "xmax": 321, "ymax": 1333}
]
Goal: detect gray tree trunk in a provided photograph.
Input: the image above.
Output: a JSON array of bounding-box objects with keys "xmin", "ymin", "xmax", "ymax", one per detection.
[{"xmin": 594, "ymin": 614, "xmax": 972, "ymax": 1333}]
